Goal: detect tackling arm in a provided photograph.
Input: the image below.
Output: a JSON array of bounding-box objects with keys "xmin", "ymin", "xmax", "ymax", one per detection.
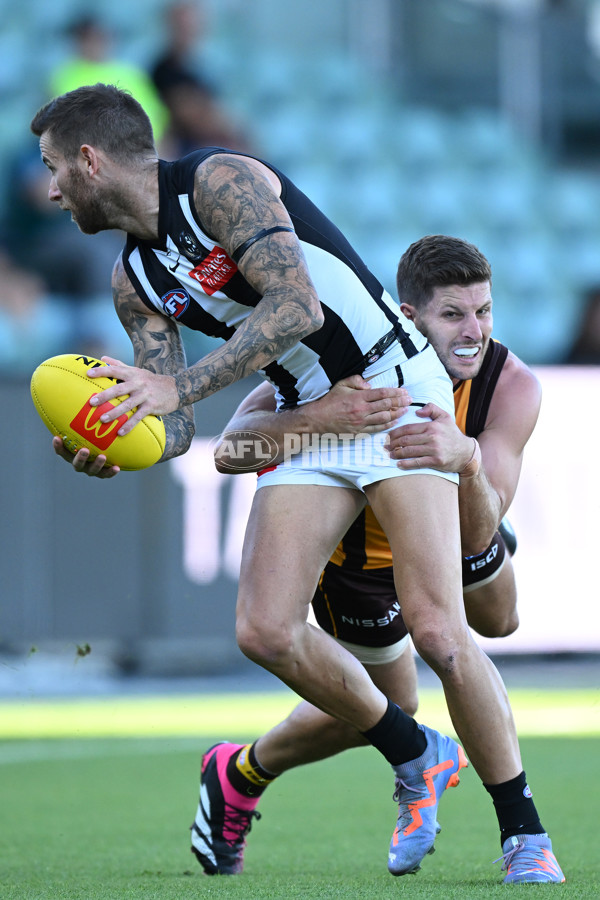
[
  {"xmin": 457, "ymin": 355, "xmax": 541, "ymax": 554},
  {"xmin": 385, "ymin": 352, "xmax": 541, "ymax": 555},
  {"xmin": 214, "ymin": 376, "xmax": 412, "ymax": 473}
]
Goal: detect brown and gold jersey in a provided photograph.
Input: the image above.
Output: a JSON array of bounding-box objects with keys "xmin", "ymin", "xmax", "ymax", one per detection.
[{"xmin": 330, "ymin": 340, "xmax": 509, "ymax": 570}]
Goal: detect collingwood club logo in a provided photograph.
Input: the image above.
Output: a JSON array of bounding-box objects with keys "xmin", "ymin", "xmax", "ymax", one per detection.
[{"xmin": 178, "ymin": 231, "xmax": 204, "ymax": 261}]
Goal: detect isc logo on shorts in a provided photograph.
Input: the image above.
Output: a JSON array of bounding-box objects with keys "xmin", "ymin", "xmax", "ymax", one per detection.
[{"xmin": 469, "ymin": 542, "xmax": 498, "ymax": 571}]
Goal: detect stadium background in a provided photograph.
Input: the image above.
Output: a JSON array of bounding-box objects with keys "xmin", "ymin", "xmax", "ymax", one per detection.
[{"xmin": 1, "ymin": 0, "xmax": 600, "ymax": 688}]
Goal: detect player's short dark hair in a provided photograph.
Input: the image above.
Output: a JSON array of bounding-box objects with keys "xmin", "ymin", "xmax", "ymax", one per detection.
[
  {"xmin": 30, "ymin": 83, "xmax": 156, "ymax": 162},
  {"xmin": 396, "ymin": 235, "xmax": 492, "ymax": 309}
]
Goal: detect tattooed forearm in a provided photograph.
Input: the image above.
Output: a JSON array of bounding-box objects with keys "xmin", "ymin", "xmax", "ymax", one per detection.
[
  {"xmin": 112, "ymin": 257, "xmax": 196, "ymax": 450},
  {"xmin": 133, "ymin": 328, "xmax": 187, "ymax": 375},
  {"xmin": 174, "ymin": 287, "xmax": 321, "ymax": 406},
  {"xmin": 113, "ymin": 257, "xmax": 188, "ymax": 374},
  {"xmin": 160, "ymin": 408, "xmax": 195, "ymax": 461}
]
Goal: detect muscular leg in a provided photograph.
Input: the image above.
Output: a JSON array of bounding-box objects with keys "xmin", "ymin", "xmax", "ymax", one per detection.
[
  {"xmin": 464, "ymin": 557, "xmax": 519, "ymax": 637},
  {"xmin": 254, "ymin": 644, "xmax": 419, "ymax": 774},
  {"xmin": 366, "ymin": 474, "xmax": 521, "ymax": 784},
  {"xmin": 236, "ymin": 484, "xmax": 391, "ymax": 730}
]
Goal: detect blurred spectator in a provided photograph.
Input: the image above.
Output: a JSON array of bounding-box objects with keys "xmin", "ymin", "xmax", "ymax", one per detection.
[
  {"xmin": 0, "ymin": 247, "xmax": 70, "ymax": 374},
  {"xmin": 50, "ymin": 15, "xmax": 168, "ymax": 143},
  {"xmin": 0, "ymin": 14, "xmax": 159, "ymax": 368},
  {"xmin": 1, "ymin": 7, "xmax": 254, "ymax": 374},
  {"xmin": 1, "ymin": 142, "xmax": 126, "ymax": 356},
  {"xmin": 4, "ymin": 144, "xmax": 122, "ymax": 295},
  {"xmin": 563, "ymin": 285, "xmax": 600, "ymax": 364},
  {"xmin": 0, "ymin": 240, "xmax": 131, "ymax": 371},
  {"xmin": 150, "ymin": 1, "xmax": 255, "ymax": 157}
]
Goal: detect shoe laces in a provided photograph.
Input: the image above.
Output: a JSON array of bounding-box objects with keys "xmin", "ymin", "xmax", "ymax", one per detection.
[
  {"xmin": 493, "ymin": 841, "xmax": 521, "ymax": 872},
  {"xmin": 222, "ymin": 804, "xmax": 262, "ymax": 847},
  {"xmin": 493, "ymin": 837, "xmax": 547, "ymax": 874},
  {"xmin": 393, "ymin": 777, "xmax": 425, "ymax": 804}
]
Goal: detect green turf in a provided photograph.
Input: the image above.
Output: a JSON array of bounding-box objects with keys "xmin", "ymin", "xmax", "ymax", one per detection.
[
  {"xmin": 1, "ymin": 732, "xmax": 598, "ymax": 899},
  {"xmin": 0, "ymin": 686, "xmax": 598, "ymax": 737}
]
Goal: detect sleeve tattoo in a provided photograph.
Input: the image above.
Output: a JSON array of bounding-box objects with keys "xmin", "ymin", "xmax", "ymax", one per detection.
[
  {"xmin": 112, "ymin": 259, "xmax": 195, "ymax": 460},
  {"xmin": 168, "ymin": 155, "xmax": 324, "ymax": 406}
]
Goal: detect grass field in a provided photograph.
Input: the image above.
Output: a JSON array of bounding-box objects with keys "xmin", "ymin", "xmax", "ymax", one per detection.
[{"xmin": 1, "ymin": 687, "xmax": 599, "ymax": 899}]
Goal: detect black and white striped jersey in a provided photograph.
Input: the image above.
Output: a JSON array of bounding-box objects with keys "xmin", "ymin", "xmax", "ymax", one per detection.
[{"xmin": 122, "ymin": 148, "xmax": 428, "ymax": 408}]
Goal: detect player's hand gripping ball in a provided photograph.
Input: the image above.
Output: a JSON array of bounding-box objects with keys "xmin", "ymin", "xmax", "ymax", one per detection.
[{"xmin": 30, "ymin": 354, "xmax": 166, "ymax": 471}]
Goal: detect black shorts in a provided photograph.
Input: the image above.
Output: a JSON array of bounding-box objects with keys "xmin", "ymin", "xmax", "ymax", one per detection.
[
  {"xmin": 462, "ymin": 529, "xmax": 507, "ymax": 591},
  {"xmin": 312, "ymin": 529, "xmax": 511, "ymax": 648},
  {"xmin": 312, "ymin": 562, "xmax": 409, "ymax": 648}
]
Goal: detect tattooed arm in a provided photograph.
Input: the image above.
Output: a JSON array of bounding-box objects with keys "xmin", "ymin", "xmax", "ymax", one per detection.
[
  {"xmin": 52, "ymin": 257, "xmax": 195, "ymax": 475},
  {"xmin": 111, "ymin": 257, "xmax": 195, "ymax": 462},
  {"xmin": 86, "ymin": 153, "xmax": 324, "ymax": 435},
  {"xmin": 173, "ymin": 153, "xmax": 324, "ymax": 403}
]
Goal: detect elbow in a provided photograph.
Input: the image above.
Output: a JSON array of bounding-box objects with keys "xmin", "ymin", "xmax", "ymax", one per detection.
[
  {"xmin": 179, "ymin": 417, "xmax": 196, "ymax": 455},
  {"xmin": 301, "ymin": 303, "xmax": 324, "ymax": 338},
  {"xmin": 180, "ymin": 424, "xmax": 195, "ymax": 456},
  {"xmin": 214, "ymin": 455, "xmax": 264, "ymax": 475},
  {"xmin": 160, "ymin": 413, "xmax": 195, "ymax": 462},
  {"xmin": 311, "ymin": 306, "xmax": 325, "ymax": 333},
  {"xmin": 214, "ymin": 455, "xmax": 230, "ymax": 474},
  {"xmin": 461, "ymin": 519, "xmax": 504, "ymax": 561},
  {"xmin": 461, "ymin": 534, "xmax": 495, "ymax": 557},
  {"xmin": 214, "ymin": 441, "xmax": 256, "ymax": 474},
  {"xmin": 213, "ymin": 435, "xmax": 236, "ymax": 473}
]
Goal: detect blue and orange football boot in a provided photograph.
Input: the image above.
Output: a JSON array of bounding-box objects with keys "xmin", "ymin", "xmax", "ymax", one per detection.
[
  {"xmin": 388, "ymin": 724, "xmax": 468, "ymax": 875},
  {"xmin": 494, "ymin": 833, "xmax": 565, "ymax": 883}
]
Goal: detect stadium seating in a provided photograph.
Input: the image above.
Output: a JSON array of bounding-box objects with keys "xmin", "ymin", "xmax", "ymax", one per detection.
[{"xmin": 2, "ymin": 0, "xmax": 600, "ymax": 365}]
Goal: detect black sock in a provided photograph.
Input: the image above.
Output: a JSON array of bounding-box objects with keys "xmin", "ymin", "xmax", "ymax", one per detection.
[
  {"xmin": 361, "ymin": 699, "xmax": 427, "ymax": 766},
  {"xmin": 484, "ymin": 771, "xmax": 545, "ymax": 845},
  {"xmin": 225, "ymin": 742, "xmax": 278, "ymax": 798}
]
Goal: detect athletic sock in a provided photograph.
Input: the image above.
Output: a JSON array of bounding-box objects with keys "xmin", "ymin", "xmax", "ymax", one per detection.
[
  {"xmin": 361, "ymin": 699, "xmax": 427, "ymax": 766},
  {"xmin": 225, "ymin": 742, "xmax": 278, "ymax": 798},
  {"xmin": 484, "ymin": 771, "xmax": 545, "ymax": 844}
]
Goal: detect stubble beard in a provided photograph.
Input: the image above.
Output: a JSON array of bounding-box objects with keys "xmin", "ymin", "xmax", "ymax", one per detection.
[{"xmin": 67, "ymin": 165, "xmax": 113, "ymax": 235}]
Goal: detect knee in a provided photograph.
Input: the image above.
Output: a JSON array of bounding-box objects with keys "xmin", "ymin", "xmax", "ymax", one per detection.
[
  {"xmin": 236, "ymin": 614, "xmax": 295, "ymax": 667},
  {"xmin": 476, "ymin": 609, "xmax": 520, "ymax": 639},
  {"xmin": 409, "ymin": 623, "xmax": 467, "ymax": 675},
  {"xmin": 386, "ymin": 679, "xmax": 419, "ymax": 716},
  {"xmin": 388, "ymin": 666, "xmax": 419, "ymax": 717},
  {"xmin": 401, "ymin": 691, "xmax": 419, "ymax": 718},
  {"xmin": 502, "ymin": 609, "xmax": 519, "ymax": 636}
]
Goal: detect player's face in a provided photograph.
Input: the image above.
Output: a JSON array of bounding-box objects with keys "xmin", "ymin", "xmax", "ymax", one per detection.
[
  {"xmin": 401, "ymin": 282, "xmax": 493, "ymax": 382},
  {"xmin": 39, "ymin": 134, "xmax": 112, "ymax": 234}
]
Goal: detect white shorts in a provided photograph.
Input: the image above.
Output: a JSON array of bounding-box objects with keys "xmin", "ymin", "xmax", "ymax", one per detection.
[{"xmin": 257, "ymin": 344, "xmax": 459, "ymax": 492}]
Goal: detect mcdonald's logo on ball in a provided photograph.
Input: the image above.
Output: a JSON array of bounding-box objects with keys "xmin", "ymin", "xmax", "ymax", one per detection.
[{"xmin": 69, "ymin": 397, "xmax": 130, "ymax": 451}]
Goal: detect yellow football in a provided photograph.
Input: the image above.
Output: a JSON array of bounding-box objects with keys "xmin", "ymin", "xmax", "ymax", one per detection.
[{"xmin": 30, "ymin": 353, "xmax": 166, "ymax": 471}]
